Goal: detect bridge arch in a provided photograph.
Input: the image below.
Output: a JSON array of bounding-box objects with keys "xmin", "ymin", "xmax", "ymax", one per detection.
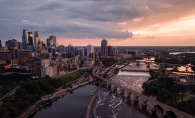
[
  {"xmin": 142, "ymin": 100, "xmax": 153, "ymax": 108},
  {"xmin": 165, "ymin": 111, "xmax": 177, "ymax": 118},
  {"xmin": 154, "ymin": 105, "xmax": 164, "ymax": 114}
]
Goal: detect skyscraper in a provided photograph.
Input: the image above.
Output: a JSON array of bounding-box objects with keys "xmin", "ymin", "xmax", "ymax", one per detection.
[
  {"xmin": 22, "ymin": 29, "xmax": 28, "ymax": 49},
  {"xmin": 34, "ymin": 31, "xmax": 41, "ymax": 52},
  {"xmin": 22, "ymin": 29, "xmax": 28, "ymax": 44},
  {"xmin": 68, "ymin": 44, "xmax": 73, "ymax": 53},
  {"xmin": 101, "ymin": 39, "xmax": 108, "ymax": 57},
  {"xmin": 58, "ymin": 45, "xmax": 65, "ymax": 53},
  {"xmin": 0, "ymin": 38, "xmax": 2, "ymax": 47},
  {"xmin": 50, "ymin": 36, "xmax": 56, "ymax": 43},
  {"xmin": 76, "ymin": 48, "xmax": 84, "ymax": 57},
  {"xmin": 87, "ymin": 44, "xmax": 94, "ymax": 56},
  {"xmin": 28, "ymin": 32, "xmax": 33, "ymax": 45},
  {"xmin": 108, "ymin": 45, "xmax": 112, "ymax": 56},
  {"xmin": 47, "ymin": 38, "xmax": 53, "ymax": 47},
  {"xmin": 113, "ymin": 47, "xmax": 117, "ymax": 56}
]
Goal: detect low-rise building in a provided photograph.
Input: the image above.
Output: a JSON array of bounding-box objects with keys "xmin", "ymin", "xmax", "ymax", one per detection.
[{"xmin": 83, "ymin": 58, "xmax": 94, "ymax": 67}]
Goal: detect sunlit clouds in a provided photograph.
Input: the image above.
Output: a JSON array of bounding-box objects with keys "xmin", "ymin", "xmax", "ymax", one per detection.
[{"xmin": 0, "ymin": 0, "xmax": 195, "ymax": 46}]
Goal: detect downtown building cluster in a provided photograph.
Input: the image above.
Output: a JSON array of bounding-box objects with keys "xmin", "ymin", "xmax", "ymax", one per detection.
[{"xmin": 0, "ymin": 29, "xmax": 136, "ymax": 85}]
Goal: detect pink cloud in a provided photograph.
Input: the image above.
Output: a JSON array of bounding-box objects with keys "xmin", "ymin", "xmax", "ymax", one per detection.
[
  {"xmin": 117, "ymin": 22, "xmax": 127, "ymax": 25},
  {"xmin": 145, "ymin": 6, "xmax": 149, "ymax": 10},
  {"xmin": 159, "ymin": 3, "xmax": 173, "ymax": 8},
  {"xmin": 134, "ymin": 17, "xmax": 144, "ymax": 22},
  {"xmin": 153, "ymin": 2, "xmax": 161, "ymax": 5},
  {"xmin": 140, "ymin": 6, "xmax": 150, "ymax": 12}
]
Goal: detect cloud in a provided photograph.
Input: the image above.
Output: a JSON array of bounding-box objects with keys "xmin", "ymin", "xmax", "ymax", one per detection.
[
  {"xmin": 0, "ymin": 0, "xmax": 195, "ymax": 45},
  {"xmin": 146, "ymin": 36, "xmax": 155, "ymax": 39},
  {"xmin": 159, "ymin": 3, "xmax": 173, "ymax": 8},
  {"xmin": 35, "ymin": 1, "xmax": 65, "ymax": 11},
  {"xmin": 17, "ymin": 20, "xmax": 133, "ymax": 39}
]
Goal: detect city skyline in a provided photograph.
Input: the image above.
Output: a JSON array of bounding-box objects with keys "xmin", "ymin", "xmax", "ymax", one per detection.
[{"xmin": 0, "ymin": 0, "xmax": 195, "ymax": 46}]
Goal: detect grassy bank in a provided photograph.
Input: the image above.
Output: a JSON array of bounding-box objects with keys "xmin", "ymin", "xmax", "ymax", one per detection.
[
  {"xmin": 80, "ymin": 77, "xmax": 90, "ymax": 84},
  {"xmin": 58, "ymin": 70, "xmax": 85, "ymax": 84}
]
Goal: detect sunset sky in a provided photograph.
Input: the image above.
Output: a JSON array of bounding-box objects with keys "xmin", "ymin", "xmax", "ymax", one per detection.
[{"xmin": 0, "ymin": 0, "xmax": 195, "ymax": 46}]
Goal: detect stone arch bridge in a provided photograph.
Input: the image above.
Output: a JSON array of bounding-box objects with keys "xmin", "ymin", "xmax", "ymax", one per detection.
[{"xmin": 92, "ymin": 67, "xmax": 195, "ymax": 118}]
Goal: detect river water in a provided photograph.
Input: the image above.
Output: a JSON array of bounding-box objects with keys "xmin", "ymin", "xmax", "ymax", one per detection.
[
  {"xmin": 30, "ymin": 62, "xmax": 168, "ymax": 118},
  {"xmin": 91, "ymin": 63, "xmax": 165, "ymax": 118},
  {"xmin": 29, "ymin": 85, "xmax": 97, "ymax": 118}
]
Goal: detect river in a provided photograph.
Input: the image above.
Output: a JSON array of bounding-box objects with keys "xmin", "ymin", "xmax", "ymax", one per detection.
[
  {"xmin": 29, "ymin": 85, "xmax": 97, "ymax": 118},
  {"xmin": 30, "ymin": 62, "xmax": 168, "ymax": 118},
  {"xmin": 91, "ymin": 63, "xmax": 165, "ymax": 118}
]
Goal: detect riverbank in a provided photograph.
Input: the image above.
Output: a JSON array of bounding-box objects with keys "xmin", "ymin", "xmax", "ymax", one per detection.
[
  {"xmin": 19, "ymin": 76, "xmax": 94, "ymax": 118},
  {"xmin": 85, "ymin": 84, "xmax": 102, "ymax": 118}
]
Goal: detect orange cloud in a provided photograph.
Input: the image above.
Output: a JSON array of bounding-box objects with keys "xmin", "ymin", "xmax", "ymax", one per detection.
[
  {"xmin": 159, "ymin": 3, "xmax": 173, "ymax": 7},
  {"xmin": 134, "ymin": 17, "xmax": 144, "ymax": 21}
]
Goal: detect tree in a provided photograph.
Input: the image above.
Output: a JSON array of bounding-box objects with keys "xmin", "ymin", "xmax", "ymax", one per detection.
[
  {"xmin": 157, "ymin": 88, "xmax": 171, "ymax": 102},
  {"xmin": 3, "ymin": 95, "xmax": 15, "ymax": 103}
]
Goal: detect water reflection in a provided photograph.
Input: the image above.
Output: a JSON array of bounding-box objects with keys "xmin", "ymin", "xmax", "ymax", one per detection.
[{"xmin": 29, "ymin": 85, "xmax": 97, "ymax": 118}]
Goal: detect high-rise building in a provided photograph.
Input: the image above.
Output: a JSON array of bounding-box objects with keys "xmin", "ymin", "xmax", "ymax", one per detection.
[
  {"xmin": 41, "ymin": 41, "xmax": 46, "ymax": 49},
  {"xmin": 101, "ymin": 39, "xmax": 108, "ymax": 57},
  {"xmin": 87, "ymin": 44, "xmax": 94, "ymax": 56},
  {"xmin": 89, "ymin": 52, "xmax": 99, "ymax": 61},
  {"xmin": 74, "ymin": 48, "xmax": 84, "ymax": 57},
  {"xmin": 34, "ymin": 31, "xmax": 41, "ymax": 52},
  {"xmin": 108, "ymin": 45, "xmax": 112, "ymax": 56},
  {"xmin": 113, "ymin": 47, "xmax": 117, "ymax": 56},
  {"xmin": 22, "ymin": 29, "xmax": 28, "ymax": 45},
  {"xmin": 58, "ymin": 45, "xmax": 65, "ymax": 53},
  {"xmin": 9, "ymin": 40, "xmax": 19, "ymax": 50},
  {"xmin": 47, "ymin": 38, "xmax": 53, "ymax": 47},
  {"xmin": 18, "ymin": 42, "xmax": 23, "ymax": 50},
  {"xmin": 84, "ymin": 48, "xmax": 87, "ymax": 56},
  {"xmin": 50, "ymin": 36, "xmax": 56, "ymax": 43},
  {"xmin": 5, "ymin": 39, "xmax": 16, "ymax": 49},
  {"xmin": 0, "ymin": 38, "xmax": 2, "ymax": 47},
  {"xmin": 68, "ymin": 44, "xmax": 73, "ymax": 53},
  {"xmin": 28, "ymin": 32, "xmax": 33, "ymax": 45}
]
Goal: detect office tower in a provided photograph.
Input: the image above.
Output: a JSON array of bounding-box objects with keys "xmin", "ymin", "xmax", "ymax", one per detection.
[
  {"xmin": 9, "ymin": 40, "xmax": 19, "ymax": 50},
  {"xmin": 89, "ymin": 52, "xmax": 100, "ymax": 61},
  {"xmin": 53, "ymin": 42, "xmax": 59, "ymax": 48},
  {"xmin": 47, "ymin": 38, "xmax": 53, "ymax": 47},
  {"xmin": 28, "ymin": 32, "xmax": 33, "ymax": 45},
  {"xmin": 68, "ymin": 44, "xmax": 73, "ymax": 52},
  {"xmin": 50, "ymin": 36, "xmax": 56, "ymax": 43},
  {"xmin": 41, "ymin": 41, "xmax": 46, "ymax": 50},
  {"xmin": 52, "ymin": 48, "xmax": 56, "ymax": 56},
  {"xmin": 22, "ymin": 29, "xmax": 28, "ymax": 45},
  {"xmin": 0, "ymin": 38, "xmax": 2, "ymax": 47},
  {"xmin": 84, "ymin": 48, "xmax": 87, "ymax": 56},
  {"xmin": 5, "ymin": 41, "xmax": 9, "ymax": 47},
  {"xmin": 101, "ymin": 39, "xmax": 108, "ymax": 57},
  {"xmin": 58, "ymin": 45, "xmax": 65, "ymax": 53},
  {"xmin": 18, "ymin": 42, "xmax": 23, "ymax": 49},
  {"xmin": 87, "ymin": 44, "xmax": 94, "ymax": 56},
  {"xmin": 108, "ymin": 45, "xmax": 112, "ymax": 56},
  {"xmin": 34, "ymin": 31, "xmax": 41, "ymax": 52},
  {"xmin": 77, "ymin": 48, "xmax": 84, "ymax": 57},
  {"xmin": 113, "ymin": 47, "xmax": 117, "ymax": 56},
  {"xmin": 5, "ymin": 39, "xmax": 16, "ymax": 48}
]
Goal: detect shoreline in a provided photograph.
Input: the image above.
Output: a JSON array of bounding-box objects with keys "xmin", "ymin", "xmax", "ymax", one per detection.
[
  {"xmin": 85, "ymin": 84, "xmax": 102, "ymax": 118},
  {"xmin": 19, "ymin": 78, "xmax": 93, "ymax": 118}
]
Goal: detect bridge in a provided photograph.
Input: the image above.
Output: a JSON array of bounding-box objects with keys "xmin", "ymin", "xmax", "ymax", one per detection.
[
  {"xmin": 118, "ymin": 59, "xmax": 195, "ymax": 72},
  {"xmin": 92, "ymin": 67, "xmax": 195, "ymax": 118}
]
